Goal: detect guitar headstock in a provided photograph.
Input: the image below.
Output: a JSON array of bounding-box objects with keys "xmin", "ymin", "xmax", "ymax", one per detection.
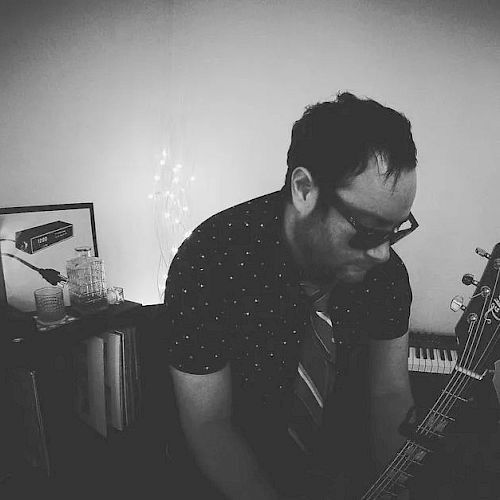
[{"xmin": 453, "ymin": 243, "xmax": 500, "ymax": 376}]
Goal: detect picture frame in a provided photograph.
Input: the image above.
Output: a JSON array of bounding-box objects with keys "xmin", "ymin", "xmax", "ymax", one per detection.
[{"xmin": 0, "ymin": 203, "xmax": 98, "ymax": 313}]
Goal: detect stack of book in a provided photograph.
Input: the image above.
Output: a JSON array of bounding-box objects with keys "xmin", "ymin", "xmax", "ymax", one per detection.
[{"xmin": 73, "ymin": 326, "xmax": 141, "ymax": 437}]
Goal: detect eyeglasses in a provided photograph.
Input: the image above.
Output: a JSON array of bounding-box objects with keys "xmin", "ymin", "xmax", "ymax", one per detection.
[{"xmin": 329, "ymin": 194, "xmax": 419, "ymax": 250}]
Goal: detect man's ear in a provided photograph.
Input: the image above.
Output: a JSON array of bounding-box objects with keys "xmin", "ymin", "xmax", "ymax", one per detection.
[{"xmin": 290, "ymin": 167, "xmax": 318, "ymax": 216}]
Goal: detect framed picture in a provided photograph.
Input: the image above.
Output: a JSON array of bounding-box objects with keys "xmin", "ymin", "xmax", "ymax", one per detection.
[{"xmin": 0, "ymin": 203, "xmax": 98, "ymax": 313}]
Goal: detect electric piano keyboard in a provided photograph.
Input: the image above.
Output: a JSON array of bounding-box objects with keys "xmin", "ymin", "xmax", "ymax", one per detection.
[{"xmin": 408, "ymin": 331, "xmax": 458, "ymax": 374}]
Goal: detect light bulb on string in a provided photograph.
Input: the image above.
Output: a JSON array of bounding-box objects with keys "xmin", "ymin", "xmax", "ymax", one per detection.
[{"xmin": 152, "ymin": 143, "xmax": 196, "ymax": 301}]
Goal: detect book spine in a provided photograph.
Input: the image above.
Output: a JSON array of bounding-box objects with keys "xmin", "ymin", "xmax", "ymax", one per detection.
[{"xmin": 98, "ymin": 332, "xmax": 124, "ymax": 431}]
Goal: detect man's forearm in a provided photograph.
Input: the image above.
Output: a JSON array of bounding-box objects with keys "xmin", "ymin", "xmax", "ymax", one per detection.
[
  {"xmin": 185, "ymin": 419, "xmax": 281, "ymax": 500},
  {"xmin": 369, "ymin": 391, "xmax": 414, "ymax": 474}
]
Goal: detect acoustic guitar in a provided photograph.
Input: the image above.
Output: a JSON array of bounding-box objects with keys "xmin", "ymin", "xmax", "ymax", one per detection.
[{"xmin": 360, "ymin": 245, "xmax": 500, "ymax": 499}]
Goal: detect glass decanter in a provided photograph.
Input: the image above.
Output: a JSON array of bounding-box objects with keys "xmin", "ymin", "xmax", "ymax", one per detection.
[{"xmin": 66, "ymin": 246, "xmax": 108, "ymax": 314}]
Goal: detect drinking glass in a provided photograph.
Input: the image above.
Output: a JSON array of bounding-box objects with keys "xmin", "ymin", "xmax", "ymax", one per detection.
[{"xmin": 34, "ymin": 286, "xmax": 66, "ymax": 324}]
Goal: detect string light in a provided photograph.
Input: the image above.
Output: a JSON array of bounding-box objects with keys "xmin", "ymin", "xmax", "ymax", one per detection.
[{"xmin": 151, "ymin": 146, "xmax": 196, "ymax": 301}]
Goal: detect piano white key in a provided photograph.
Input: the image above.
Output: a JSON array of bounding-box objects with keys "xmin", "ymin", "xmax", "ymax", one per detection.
[
  {"xmin": 408, "ymin": 346, "xmax": 416, "ymax": 371},
  {"xmin": 443, "ymin": 349, "xmax": 452, "ymax": 374},
  {"xmin": 429, "ymin": 349, "xmax": 436, "ymax": 372},
  {"xmin": 424, "ymin": 347, "xmax": 431, "ymax": 373},
  {"xmin": 425, "ymin": 348, "xmax": 433, "ymax": 373},
  {"xmin": 418, "ymin": 347, "xmax": 426, "ymax": 372},
  {"xmin": 422, "ymin": 348, "xmax": 429, "ymax": 372},
  {"xmin": 450, "ymin": 350, "xmax": 458, "ymax": 370},
  {"xmin": 428, "ymin": 348, "xmax": 435, "ymax": 372},
  {"xmin": 419, "ymin": 347, "xmax": 426, "ymax": 372},
  {"xmin": 412, "ymin": 347, "xmax": 420, "ymax": 372},
  {"xmin": 440, "ymin": 349, "xmax": 448, "ymax": 373},
  {"xmin": 434, "ymin": 348, "xmax": 444, "ymax": 374}
]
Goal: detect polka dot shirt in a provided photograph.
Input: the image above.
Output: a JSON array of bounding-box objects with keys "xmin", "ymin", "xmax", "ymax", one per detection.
[{"xmin": 163, "ymin": 189, "xmax": 412, "ymax": 420}]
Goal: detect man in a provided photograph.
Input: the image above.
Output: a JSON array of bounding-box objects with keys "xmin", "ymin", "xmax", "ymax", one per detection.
[{"xmin": 163, "ymin": 92, "xmax": 418, "ymax": 499}]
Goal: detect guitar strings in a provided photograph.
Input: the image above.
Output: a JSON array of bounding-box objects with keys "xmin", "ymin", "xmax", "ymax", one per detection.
[
  {"xmin": 364, "ymin": 354, "xmax": 476, "ymax": 497},
  {"xmin": 362, "ymin": 265, "xmax": 500, "ymax": 499},
  {"xmin": 363, "ymin": 346, "xmax": 477, "ymax": 498}
]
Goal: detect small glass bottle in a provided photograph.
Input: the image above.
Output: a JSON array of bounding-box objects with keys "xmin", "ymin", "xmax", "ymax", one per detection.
[{"xmin": 66, "ymin": 246, "xmax": 108, "ymax": 314}]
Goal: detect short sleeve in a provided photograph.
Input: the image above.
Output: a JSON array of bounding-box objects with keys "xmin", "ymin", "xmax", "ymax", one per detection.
[
  {"xmin": 162, "ymin": 244, "xmax": 231, "ymax": 375},
  {"xmin": 364, "ymin": 250, "xmax": 412, "ymax": 340}
]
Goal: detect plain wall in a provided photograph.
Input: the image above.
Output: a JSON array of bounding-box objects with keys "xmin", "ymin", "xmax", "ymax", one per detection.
[{"xmin": 1, "ymin": 0, "xmax": 499, "ymax": 388}]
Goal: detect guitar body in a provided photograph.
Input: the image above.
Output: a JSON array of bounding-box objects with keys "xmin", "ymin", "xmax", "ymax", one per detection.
[{"xmin": 360, "ymin": 244, "xmax": 500, "ymax": 499}]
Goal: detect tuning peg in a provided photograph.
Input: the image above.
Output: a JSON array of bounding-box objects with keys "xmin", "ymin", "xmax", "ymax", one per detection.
[
  {"xmin": 450, "ymin": 295, "xmax": 467, "ymax": 312},
  {"xmin": 476, "ymin": 248, "xmax": 491, "ymax": 259},
  {"xmin": 462, "ymin": 273, "xmax": 479, "ymax": 286},
  {"xmin": 467, "ymin": 312, "xmax": 478, "ymax": 323}
]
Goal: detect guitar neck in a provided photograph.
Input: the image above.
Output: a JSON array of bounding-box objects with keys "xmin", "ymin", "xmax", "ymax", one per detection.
[{"xmin": 361, "ymin": 369, "xmax": 480, "ymax": 499}]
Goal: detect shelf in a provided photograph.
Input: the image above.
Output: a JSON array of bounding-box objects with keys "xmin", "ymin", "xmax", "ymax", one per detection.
[
  {"xmin": 1, "ymin": 301, "xmax": 142, "ymax": 368},
  {"xmin": 0, "ymin": 301, "xmax": 171, "ymax": 497}
]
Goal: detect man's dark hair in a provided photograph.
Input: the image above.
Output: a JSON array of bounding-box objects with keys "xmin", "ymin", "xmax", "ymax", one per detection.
[{"xmin": 284, "ymin": 91, "xmax": 417, "ymax": 209}]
